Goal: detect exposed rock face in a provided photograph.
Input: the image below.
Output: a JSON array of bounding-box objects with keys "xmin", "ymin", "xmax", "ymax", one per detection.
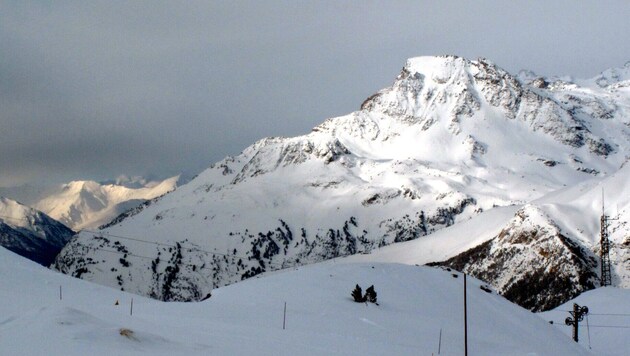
[{"xmin": 429, "ymin": 206, "xmax": 599, "ymax": 311}]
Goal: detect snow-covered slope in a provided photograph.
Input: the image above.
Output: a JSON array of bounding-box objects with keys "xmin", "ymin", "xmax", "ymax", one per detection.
[
  {"xmin": 1, "ymin": 247, "xmax": 595, "ymax": 355},
  {"xmin": 351, "ymin": 162, "xmax": 629, "ymax": 311},
  {"xmin": 54, "ymin": 56, "xmax": 630, "ymax": 306},
  {"xmin": 425, "ymin": 162, "xmax": 630, "ymax": 310},
  {"xmin": 0, "ymin": 197, "xmax": 74, "ymax": 265},
  {"xmin": 541, "ymin": 287, "xmax": 630, "ymax": 356},
  {"xmin": 31, "ymin": 176, "xmax": 179, "ymax": 231}
]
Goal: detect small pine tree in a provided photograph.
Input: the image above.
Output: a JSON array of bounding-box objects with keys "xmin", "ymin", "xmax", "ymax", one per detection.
[
  {"xmin": 351, "ymin": 284, "xmax": 366, "ymax": 302},
  {"xmin": 365, "ymin": 285, "xmax": 378, "ymax": 305}
]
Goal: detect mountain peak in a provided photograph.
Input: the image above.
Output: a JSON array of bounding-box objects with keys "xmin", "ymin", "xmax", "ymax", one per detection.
[
  {"xmin": 34, "ymin": 176, "xmax": 179, "ymax": 230},
  {"xmin": 0, "ymin": 196, "xmax": 37, "ymax": 228},
  {"xmin": 401, "ymin": 55, "xmax": 504, "ymax": 83},
  {"xmin": 592, "ymin": 60, "xmax": 630, "ymax": 87},
  {"xmin": 403, "ymin": 55, "xmax": 467, "ymax": 76},
  {"xmin": 62, "ymin": 180, "xmax": 101, "ymax": 193}
]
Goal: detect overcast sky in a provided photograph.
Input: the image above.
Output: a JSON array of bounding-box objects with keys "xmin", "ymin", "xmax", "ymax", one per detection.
[{"xmin": 1, "ymin": 1, "xmax": 629, "ymax": 187}]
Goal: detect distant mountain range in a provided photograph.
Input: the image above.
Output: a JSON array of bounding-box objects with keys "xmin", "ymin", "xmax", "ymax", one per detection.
[
  {"xmin": 0, "ymin": 176, "xmax": 180, "ymax": 231},
  {"xmin": 53, "ymin": 55, "xmax": 630, "ymax": 311}
]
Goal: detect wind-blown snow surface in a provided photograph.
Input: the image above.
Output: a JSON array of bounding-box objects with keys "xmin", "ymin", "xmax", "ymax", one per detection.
[
  {"xmin": 55, "ymin": 55, "xmax": 630, "ymax": 305},
  {"xmin": 31, "ymin": 176, "xmax": 179, "ymax": 231},
  {"xmin": 1, "ymin": 247, "xmax": 593, "ymax": 356},
  {"xmin": 0, "ymin": 197, "xmax": 74, "ymax": 265}
]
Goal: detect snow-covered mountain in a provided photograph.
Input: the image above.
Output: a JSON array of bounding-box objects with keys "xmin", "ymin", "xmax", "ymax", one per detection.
[
  {"xmin": 428, "ymin": 162, "xmax": 630, "ymax": 311},
  {"xmin": 0, "ymin": 197, "xmax": 74, "ymax": 265},
  {"xmin": 23, "ymin": 176, "xmax": 181, "ymax": 231},
  {"xmin": 353, "ymin": 162, "xmax": 630, "ymax": 311},
  {"xmin": 1, "ymin": 246, "xmax": 600, "ymax": 355},
  {"xmin": 54, "ymin": 56, "xmax": 630, "ymax": 308}
]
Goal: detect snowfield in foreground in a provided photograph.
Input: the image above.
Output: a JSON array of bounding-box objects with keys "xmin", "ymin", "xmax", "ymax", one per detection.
[{"xmin": 0, "ymin": 247, "xmax": 603, "ymax": 356}]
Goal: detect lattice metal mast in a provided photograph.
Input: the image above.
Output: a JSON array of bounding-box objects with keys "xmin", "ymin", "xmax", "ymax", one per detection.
[{"xmin": 600, "ymin": 190, "xmax": 612, "ymax": 287}]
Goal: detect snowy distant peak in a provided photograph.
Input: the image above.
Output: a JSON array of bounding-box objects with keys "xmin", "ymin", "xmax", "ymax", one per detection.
[
  {"xmin": 516, "ymin": 60, "xmax": 630, "ymax": 92},
  {"xmin": 100, "ymin": 174, "xmax": 178, "ymax": 189},
  {"xmin": 0, "ymin": 196, "xmax": 44, "ymax": 229},
  {"xmin": 0, "ymin": 196, "xmax": 67, "ymax": 234},
  {"xmin": 0, "ymin": 196, "xmax": 72, "ymax": 237},
  {"xmin": 591, "ymin": 61, "xmax": 630, "ymax": 88},
  {"xmin": 34, "ymin": 176, "xmax": 180, "ymax": 231}
]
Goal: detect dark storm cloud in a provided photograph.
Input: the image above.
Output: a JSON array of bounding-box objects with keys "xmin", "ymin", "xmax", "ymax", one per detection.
[{"xmin": 1, "ymin": 1, "xmax": 629, "ymax": 186}]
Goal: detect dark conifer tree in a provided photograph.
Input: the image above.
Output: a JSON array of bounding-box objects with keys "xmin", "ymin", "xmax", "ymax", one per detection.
[
  {"xmin": 351, "ymin": 284, "xmax": 365, "ymax": 302},
  {"xmin": 365, "ymin": 285, "xmax": 378, "ymax": 305}
]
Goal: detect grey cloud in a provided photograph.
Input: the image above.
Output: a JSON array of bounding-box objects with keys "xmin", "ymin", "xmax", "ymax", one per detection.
[{"xmin": 1, "ymin": 1, "xmax": 629, "ymax": 186}]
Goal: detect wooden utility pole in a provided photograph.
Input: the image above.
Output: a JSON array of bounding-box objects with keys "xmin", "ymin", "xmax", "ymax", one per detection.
[{"xmin": 464, "ymin": 273, "xmax": 468, "ymax": 356}]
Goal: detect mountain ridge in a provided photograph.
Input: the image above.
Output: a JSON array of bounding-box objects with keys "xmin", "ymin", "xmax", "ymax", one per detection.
[
  {"xmin": 54, "ymin": 55, "xmax": 630, "ymax": 309},
  {"xmin": 0, "ymin": 196, "xmax": 74, "ymax": 265}
]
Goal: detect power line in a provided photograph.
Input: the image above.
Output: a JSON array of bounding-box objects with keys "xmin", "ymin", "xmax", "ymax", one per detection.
[
  {"xmin": 81, "ymin": 229, "xmax": 291, "ymax": 269},
  {"xmin": 588, "ymin": 313, "xmax": 630, "ymax": 316},
  {"xmin": 87, "ymin": 245, "xmax": 234, "ymax": 272},
  {"xmin": 1, "ymin": 212, "xmax": 295, "ymax": 269},
  {"xmin": 556, "ymin": 310, "xmax": 630, "ymax": 316},
  {"xmin": 93, "ymin": 246, "xmax": 157, "ymax": 262},
  {"xmin": 61, "ymin": 240, "xmax": 299, "ymax": 281},
  {"xmin": 550, "ymin": 321, "xmax": 630, "ymax": 329},
  {"xmin": 58, "ymin": 242, "xmax": 291, "ymax": 295}
]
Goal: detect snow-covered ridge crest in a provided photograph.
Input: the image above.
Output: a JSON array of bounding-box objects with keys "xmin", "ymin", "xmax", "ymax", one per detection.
[
  {"xmin": 0, "ymin": 196, "xmax": 43, "ymax": 229},
  {"xmin": 54, "ymin": 55, "xmax": 630, "ymax": 307},
  {"xmin": 422, "ymin": 162, "xmax": 630, "ymax": 310},
  {"xmin": 0, "ymin": 197, "xmax": 74, "ymax": 265}
]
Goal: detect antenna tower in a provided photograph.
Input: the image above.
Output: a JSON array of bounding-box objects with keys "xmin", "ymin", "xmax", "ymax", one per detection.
[{"xmin": 600, "ymin": 190, "xmax": 612, "ymax": 287}]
